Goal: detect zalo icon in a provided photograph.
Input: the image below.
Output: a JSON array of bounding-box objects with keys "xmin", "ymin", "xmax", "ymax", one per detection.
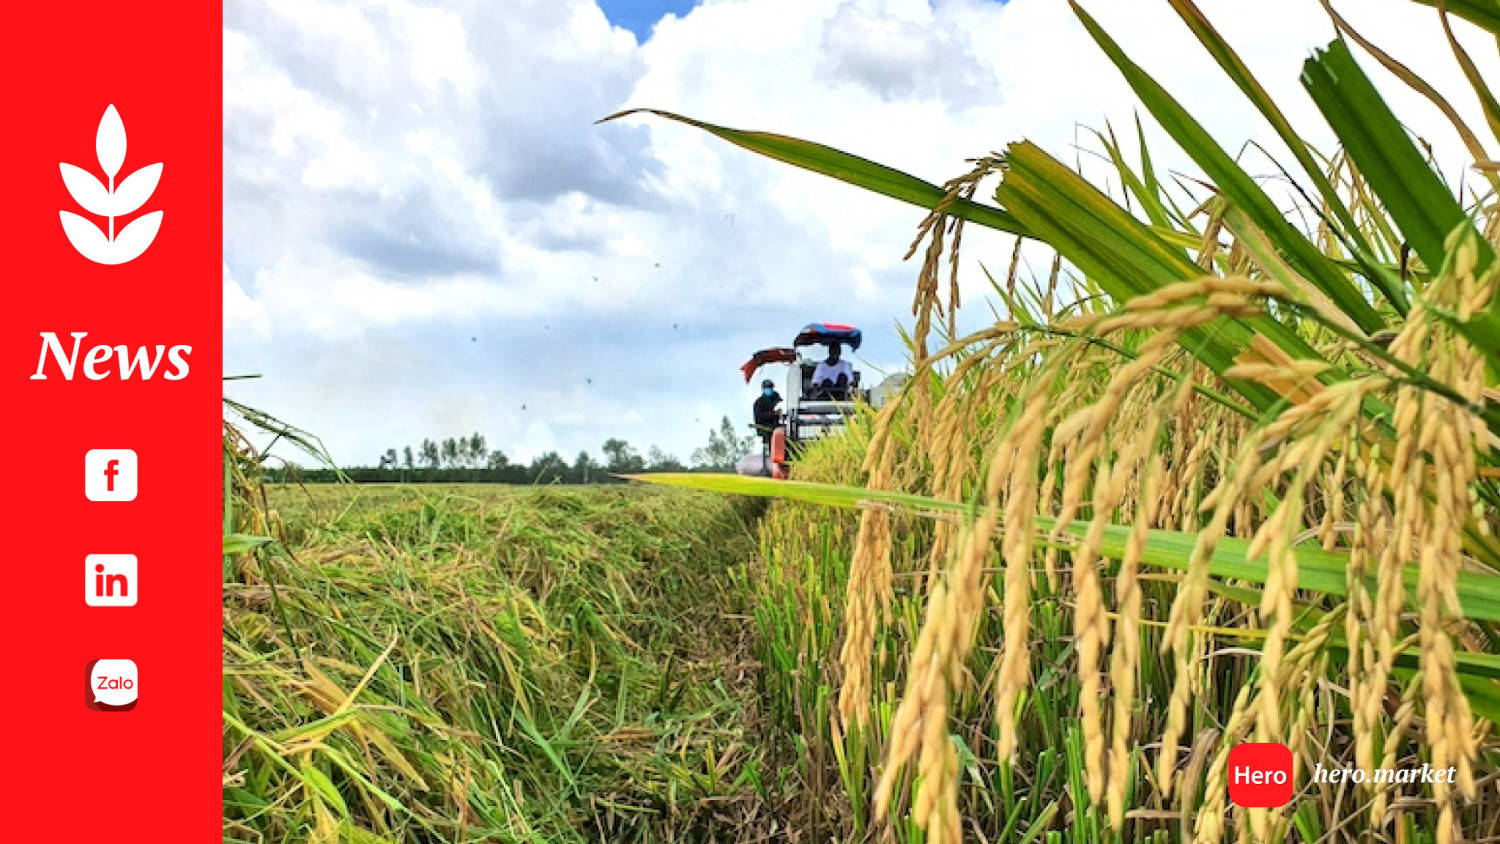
[{"xmin": 86, "ymin": 659, "xmax": 138, "ymax": 711}]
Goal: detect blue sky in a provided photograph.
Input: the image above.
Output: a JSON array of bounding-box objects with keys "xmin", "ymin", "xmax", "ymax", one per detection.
[{"xmin": 597, "ymin": 0, "xmax": 702, "ymax": 41}]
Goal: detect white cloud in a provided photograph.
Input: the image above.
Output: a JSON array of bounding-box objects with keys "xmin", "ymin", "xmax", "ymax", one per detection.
[
  {"xmin": 820, "ymin": 0, "xmax": 995, "ymax": 103},
  {"xmin": 224, "ymin": 0, "xmax": 1500, "ymax": 466},
  {"xmin": 223, "ymin": 263, "xmax": 270, "ymax": 340}
]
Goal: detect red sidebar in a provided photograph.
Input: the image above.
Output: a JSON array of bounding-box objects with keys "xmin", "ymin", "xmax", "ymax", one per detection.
[{"xmin": 2, "ymin": 3, "xmax": 222, "ymax": 839}]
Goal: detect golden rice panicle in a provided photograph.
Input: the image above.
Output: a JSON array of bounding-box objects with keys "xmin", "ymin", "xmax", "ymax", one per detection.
[
  {"xmin": 1067, "ymin": 376, "xmax": 1171, "ymax": 811},
  {"xmin": 1037, "ymin": 448, "xmax": 1063, "ymax": 591},
  {"xmin": 1317, "ymin": 442, "xmax": 1349, "ymax": 551},
  {"xmin": 1376, "ymin": 227, "xmax": 1492, "ymax": 842},
  {"xmin": 905, "ymin": 158, "xmax": 1001, "ymax": 373},
  {"xmin": 1246, "ymin": 607, "xmax": 1341, "ymax": 843},
  {"xmin": 1143, "ymin": 279, "xmax": 1284, "ymax": 795},
  {"xmin": 1107, "ymin": 452, "xmax": 1162, "ymax": 830},
  {"xmin": 1072, "ymin": 455, "xmax": 1116, "ymax": 805},
  {"xmin": 1283, "ymin": 604, "xmax": 1344, "ymax": 778},
  {"xmin": 1241, "ymin": 382, "xmax": 1373, "ymax": 748},
  {"xmin": 1159, "ymin": 428, "xmax": 1264, "ymax": 795},
  {"xmin": 1158, "ymin": 375, "xmax": 1203, "ymax": 529},
  {"xmin": 1347, "ymin": 433, "xmax": 1387, "ymax": 799},
  {"xmin": 1053, "ymin": 309, "xmax": 1202, "ymax": 791},
  {"xmin": 925, "ymin": 389, "xmax": 969, "ymax": 582},
  {"xmin": 1253, "ymin": 503, "xmax": 1295, "ymax": 744},
  {"xmin": 876, "ymin": 512, "xmax": 994, "ymax": 842},
  {"xmin": 1046, "ymin": 330, "xmax": 1177, "ymax": 804},
  {"xmin": 837, "ymin": 501, "xmax": 892, "ymax": 728},
  {"xmin": 906, "ymin": 211, "xmax": 946, "ymax": 380},
  {"xmin": 839, "ymin": 408, "xmax": 900, "ymax": 728},
  {"xmin": 875, "ymin": 350, "xmax": 1063, "ymax": 841},
  {"xmin": 926, "ymin": 339, "xmax": 1012, "ymax": 577},
  {"xmin": 1051, "ymin": 330, "xmax": 1176, "ymax": 536},
  {"xmin": 1373, "ymin": 668, "xmax": 1425, "ymax": 825},
  {"xmin": 1170, "ymin": 414, "xmax": 1217, "ymax": 531},
  {"xmin": 873, "ymin": 578, "xmax": 948, "ymax": 817},
  {"xmin": 1428, "ymin": 231, "xmax": 1490, "ymax": 827},
  {"xmin": 908, "ymin": 585, "xmax": 964, "ymax": 844},
  {"xmin": 994, "ymin": 385, "xmax": 1051, "ymax": 763},
  {"xmin": 988, "ymin": 349, "xmax": 1073, "ymax": 770}
]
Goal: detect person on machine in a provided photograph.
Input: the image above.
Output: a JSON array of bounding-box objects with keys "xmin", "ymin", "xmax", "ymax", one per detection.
[
  {"xmin": 753, "ymin": 379, "xmax": 782, "ymax": 444},
  {"xmin": 811, "ymin": 342, "xmax": 853, "ymax": 400}
]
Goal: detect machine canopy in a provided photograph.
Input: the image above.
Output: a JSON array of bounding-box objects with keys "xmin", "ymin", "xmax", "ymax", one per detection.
[{"xmin": 793, "ymin": 323, "xmax": 861, "ymax": 350}]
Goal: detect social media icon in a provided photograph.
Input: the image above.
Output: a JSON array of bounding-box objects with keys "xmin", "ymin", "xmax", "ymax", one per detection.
[
  {"xmin": 85, "ymin": 449, "xmax": 137, "ymax": 501},
  {"xmin": 1228, "ymin": 742, "xmax": 1294, "ymax": 807},
  {"xmin": 85, "ymin": 658, "xmax": 138, "ymax": 711},
  {"xmin": 85, "ymin": 554, "xmax": 137, "ymax": 607}
]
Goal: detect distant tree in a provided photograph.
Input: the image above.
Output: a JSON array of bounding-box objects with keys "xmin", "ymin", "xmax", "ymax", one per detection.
[
  {"xmin": 601, "ymin": 438, "xmax": 645, "ymax": 474},
  {"xmin": 646, "ymin": 446, "xmax": 685, "ymax": 472},
  {"xmin": 572, "ymin": 450, "xmax": 597, "ymax": 484},
  {"xmin": 691, "ymin": 416, "xmax": 754, "ymax": 470},
  {"xmin": 468, "ymin": 434, "xmax": 487, "ymax": 478},
  {"xmin": 364, "ymin": 432, "xmax": 735, "ymax": 484},
  {"xmin": 378, "ymin": 448, "xmax": 398, "ymax": 471},
  {"xmin": 529, "ymin": 451, "xmax": 568, "ymax": 483},
  {"xmin": 419, "ymin": 439, "xmax": 440, "ymax": 470}
]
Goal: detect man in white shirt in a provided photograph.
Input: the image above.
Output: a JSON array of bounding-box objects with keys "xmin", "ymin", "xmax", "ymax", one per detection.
[{"xmin": 811, "ymin": 343, "xmax": 854, "ymax": 399}]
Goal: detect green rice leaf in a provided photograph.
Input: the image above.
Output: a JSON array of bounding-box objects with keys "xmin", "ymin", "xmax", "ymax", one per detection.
[
  {"xmin": 599, "ymin": 108, "xmax": 1030, "ymax": 236},
  {"xmin": 1096, "ymin": 122, "xmax": 1182, "ymax": 235},
  {"xmin": 997, "ymin": 140, "xmax": 1330, "ymax": 413},
  {"xmin": 1407, "ymin": 0, "xmax": 1500, "ymax": 36},
  {"xmin": 1162, "ymin": 0, "xmax": 1408, "ymax": 314},
  {"xmin": 224, "ymin": 533, "xmax": 273, "ymax": 555},
  {"xmin": 1072, "ymin": 2, "xmax": 1386, "ymax": 332},
  {"xmin": 630, "ymin": 473, "xmax": 1500, "ymax": 623},
  {"xmin": 1301, "ymin": 39, "xmax": 1490, "ymax": 279},
  {"xmin": 300, "ymin": 761, "xmax": 350, "ymax": 819}
]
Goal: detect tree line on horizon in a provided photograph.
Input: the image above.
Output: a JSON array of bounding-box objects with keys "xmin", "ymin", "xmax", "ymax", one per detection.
[{"xmin": 267, "ymin": 416, "xmax": 757, "ymax": 484}]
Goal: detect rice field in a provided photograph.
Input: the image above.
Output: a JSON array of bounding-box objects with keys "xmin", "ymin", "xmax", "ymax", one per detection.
[
  {"xmin": 221, "ymin": 476, "xmax": 1196, "ymax": 844},
  {"xmin": 222, "ymin": 483, "xmax": 781, "ymax": 843}
]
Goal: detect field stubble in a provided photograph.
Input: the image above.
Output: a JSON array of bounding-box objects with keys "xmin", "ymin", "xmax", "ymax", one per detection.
[{"xmin": 223, "ymin": 483, "xmax": 802, "ymax": 844}]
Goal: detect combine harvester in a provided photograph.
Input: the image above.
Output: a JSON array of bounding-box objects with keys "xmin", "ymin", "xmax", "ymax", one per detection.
[{"xmin": 736, "ymin": 323, "xmax": 903, "ymax": 478}]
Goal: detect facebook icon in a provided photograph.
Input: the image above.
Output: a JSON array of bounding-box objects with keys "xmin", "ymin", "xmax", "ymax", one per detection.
[{"xmin": 85, "ymin": 449, "xmax": 138, "ymax": 501}]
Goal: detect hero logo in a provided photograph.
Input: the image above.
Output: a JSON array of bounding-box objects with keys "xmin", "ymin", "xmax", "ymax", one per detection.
[
  {"xmin": 59, "ymin": 105, "xmax": 163, "ymax": 265},
  {"xmin": 1228, "ymin": 742, "xmax": 1294, "ymax": 808},
  {"xmin": 29, "ymin": 332, "xmax": 191, "ymax": 381}
]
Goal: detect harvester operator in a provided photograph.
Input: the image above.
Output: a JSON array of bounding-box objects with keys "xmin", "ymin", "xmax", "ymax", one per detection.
[{"xmin": 811, "ymin": 342, "xmax": 853, "ymax": 399}]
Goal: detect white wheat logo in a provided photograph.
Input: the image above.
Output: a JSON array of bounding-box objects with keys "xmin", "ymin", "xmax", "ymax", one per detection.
[{"xmin": 59, "ymin": 105, "xmax": 163, "ymax": 265}]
